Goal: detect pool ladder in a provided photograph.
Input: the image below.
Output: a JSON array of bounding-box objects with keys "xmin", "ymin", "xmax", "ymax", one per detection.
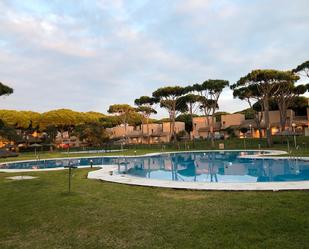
[{"xmin": 289, "ymin": 146, "xmax": 300, "ymax": 169}]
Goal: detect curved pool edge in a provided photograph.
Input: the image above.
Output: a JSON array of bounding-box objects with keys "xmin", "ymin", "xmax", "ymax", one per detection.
[
  {"xmin": 0, "ymin": 166, "xmax": 93, "ymax": 173},
  {"xmin": 87, "ymin": 165, "xmax": 309, "ymax": 191},
  {"xmin": 2, "ymin": 149, "xmax": 309, "ymax": 190},
  {"xmin": 0, "ymin": 149, "xmax": 291, "ymax": 171}
]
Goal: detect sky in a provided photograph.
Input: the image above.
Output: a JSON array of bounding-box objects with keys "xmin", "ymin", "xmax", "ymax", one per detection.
[{"xmin": 0, "ymin": 0, "xmax": 308, "ymax": 118}]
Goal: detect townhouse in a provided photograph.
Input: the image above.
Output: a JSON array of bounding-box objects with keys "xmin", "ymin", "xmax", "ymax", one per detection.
[
  {"xmin": 107, "ymin": 121, "xmax": 186, "ymax": 144},
  {"xmin": 192, "ymin": 109, "xmax": 309, "ymax": 139}
]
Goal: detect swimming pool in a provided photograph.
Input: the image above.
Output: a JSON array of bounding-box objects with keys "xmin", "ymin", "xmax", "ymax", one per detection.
[
  {"xmin": 124, "ymin": 152, "xmax": 309, "ymax": 183},
  {"xmin": 2, "ymin": 151, "xmax": 309, "ymax": 183}
]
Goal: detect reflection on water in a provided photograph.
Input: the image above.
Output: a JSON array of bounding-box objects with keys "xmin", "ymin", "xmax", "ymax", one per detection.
[
  {"xmin": 125, "ymin": 152, "xmax": 309, "ymax": 183},
  {"xmin": 1, "ymin": 151, "xmax": 309, "ymax": 183}
]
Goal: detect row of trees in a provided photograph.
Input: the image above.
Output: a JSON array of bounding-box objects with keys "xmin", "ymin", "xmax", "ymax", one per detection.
[
  {"xmin": 0, "ymin": 108, "xmax": 144, "ymax": 146},
  {"xmin": 109, "ymin": 60, "xmax": 309, "ymax": 148},
  {"xmin": 129, "ymin": 80, "xmax": 229, "ymax": 147},
  {"xmin": 1, "ymin": 60, "xmax": 308, "ymax": 148},
  {"xmin": 107, "ymin": 80, "xmax": 229, "ymax": 147},
  {"xmin": 231, "ymin": 61, "xmax": 309, "ymax": 147},
  {"xmin": 0, "ymin": 109, "xmax": 105, "ymax": 130}
]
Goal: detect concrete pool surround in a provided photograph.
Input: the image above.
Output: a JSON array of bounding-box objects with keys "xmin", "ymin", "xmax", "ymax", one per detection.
[{"xmin": 2, "ymin": 150, "xmax": 309, "ymax": 191}]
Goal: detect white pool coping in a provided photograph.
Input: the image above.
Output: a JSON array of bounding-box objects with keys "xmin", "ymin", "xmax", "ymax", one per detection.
[
  {"xmin": 0, "ymin": 166, "xmax": 91, "ymax": 173},
  {"xmin": 0, "ymin": 149, "xmax": 284, "ymax": 173},
  {"xmin": 2, "ymin": 150, "xmax": 309, "ymax": 191},
  {"xmin": 87, "ymin": 165, "xmax": 309, "ymax": 191}
]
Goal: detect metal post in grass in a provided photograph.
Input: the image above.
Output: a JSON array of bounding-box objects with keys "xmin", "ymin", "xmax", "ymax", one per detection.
[{"xmin": 64, "ymin": 161, "xmax": 77, "ymax": 193}]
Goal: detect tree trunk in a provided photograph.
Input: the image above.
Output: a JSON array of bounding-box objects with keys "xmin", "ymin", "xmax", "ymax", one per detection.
[
  {"xmin": 254, "ymin": 112, "xmax": 263, "ymax": 140},
  {"xmin": 124, "ymin": 122, "xmax": 127, "ymax": 144},
  {"xmin": 189, "ymin": 103, "xmax": 193, "ymax": 141},
  {"xmin": 263, "ymin": 96, "xmax": 272, "ymax": 147},
  {"xmin": 146, "ymin": 116, "xmax": 150, "ymax": 145},
  {"xmin": 258, "ymin": 128, "xmax": 263, "ymax": 139},
  {"xmin": 278, "ymin": 97, "xmax": 287, "ymax": 133},
  {"xmin": 140, "ymin": 118, "xmax": 144, "ymax": 145},
  {"xmin": 189, "ymin": 103, "xmax": 195, "ymax": 148},
  {"xmin": 171, "ymin": 110, "xmax": 176, "ymax": 142},
  {"xmin": 203, "ymin": 110, "xmax": 210, "ymax": 141},
  {"xmin": 210, "ymin": 111, "xmax": 215, "ymax": 149},
  {"xmin": 168, "ymin": 102, "xmax": 177, "ymax": 142}
]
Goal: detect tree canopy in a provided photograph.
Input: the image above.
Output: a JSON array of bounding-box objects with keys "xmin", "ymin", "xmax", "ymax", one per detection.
[
  {"xmin": 107, "ymin": 104, "xmax": 135, "ymax": 115},
  {"xmin": 134, "ymin": 96, "xmax": 158, "ymax": 106},
  {"xmin": 253, "ymin": 96, "xmax": 308, "ymax": 116},
  {"xmin": 0, "ymin": 82, "xmax": 13, "ymax": 97},
  {"xmin": 136, "ymin": 106, "xmax": 157, "ymax": 116},
  {"xmin": 0, "ymin": 119, "xmax": 20, "ymax": 143},
  {"xmin": 235, "ymin": 108, "xmax": 256, "ymax": 120},
  {"xmin": 0, "ymin": 110, "xmax": 32, "ymax": 129},
  {"xmin": 176, "ymin": 113, "xmax": 198, "ymax": 133},
  {"xmin": 293, "ymin": 60, "xmax": 309, "ymax": 78},
  {"xmin": 152, "ymin": 86, "xmax": 186, "ymax": 141},
  {"xmin": 152, "ymin": 86, "xmax": 185, "ymax": 99},
  {"xmin": 38, "ymin": 109, "xmax": 86, "ymax": 131},
  {"xmin": 232, "ymin": 69, "xmax": 301, "ymax": 145},
  {"xmin": 107, "ymin": 104, "xmax": 142, "ymax": 126},
  {"xmin": 74, "ymin": 123, "xmax": 109, "ymax": 146},
  {"xmin": 192, "ymin": 79, "xmax": 229, "ymax": 147},
  {"xmin": 0, "ymin": 109, "xmax": 108, "ymax": 132},
  {"xmin": 134, "ymin": 96, "xmax": 157, "ymax": 123}
]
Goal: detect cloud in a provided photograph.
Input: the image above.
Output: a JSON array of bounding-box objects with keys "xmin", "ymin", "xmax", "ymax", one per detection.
[
  {"xmin": 0, "ymin": 0, "xmax": 308, "ymax": 117},
  {"xmin": 176, "ymin": 0, "xmax": 212, "ymax": 13}
]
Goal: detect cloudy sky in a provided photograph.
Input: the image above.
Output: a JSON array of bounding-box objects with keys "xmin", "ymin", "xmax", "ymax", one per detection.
[{"xmin": 0, "ymin": 0, "xmax": 308, "ymax": 117}]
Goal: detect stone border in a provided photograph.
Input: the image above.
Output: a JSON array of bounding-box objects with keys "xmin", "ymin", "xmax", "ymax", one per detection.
[
  {"xmin": 0, "ymin": 149, "xmax": 289, "ymax": 164},
  {"xmin": 0, "ymin": 166, "xmax": 91, "ymax": 173},
  {"xmin": 87, "ymin": 165, "xmax": 309, "ymax": 191},
  {"xmin": 0, "ymin": 149, "xmax": 298, "ymax": 173},
  {"xmin": 86, "ymin": 150, "xmax": 309, "ymax": 191},
  {"xmin": 2, "ymin": 149, "xmax": 309, "ymax": 190}
]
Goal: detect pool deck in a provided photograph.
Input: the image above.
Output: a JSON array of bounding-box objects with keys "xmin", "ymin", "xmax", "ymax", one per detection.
[
  {"xmin": 2, "ymin": 150, "xmax": 309, "ymax": 191},
  {"xmin": 87, "ymin": 165, "xmax": 309, "ymax": 191}
]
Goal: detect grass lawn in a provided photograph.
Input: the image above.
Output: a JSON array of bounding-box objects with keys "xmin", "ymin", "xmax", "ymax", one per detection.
[
  {"xmin": 0, "ymin": 149, "xmax": 160, "ymax": 163},
  {"xmin": 0, "ymin": 168, "xmax": 308, "ymax": 249},
  {"xmin": 1, "ymin": 138, "xmax": 309, "ymax": 248}
]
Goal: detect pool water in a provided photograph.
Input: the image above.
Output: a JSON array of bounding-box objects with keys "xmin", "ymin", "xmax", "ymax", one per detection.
[
  {"xmin": 125, "ymin": 152, "xmax": 309, "ymax": 183},
  {"xmin": 1, "ymin": 151, "xmax": 309, "ymax": 183}
]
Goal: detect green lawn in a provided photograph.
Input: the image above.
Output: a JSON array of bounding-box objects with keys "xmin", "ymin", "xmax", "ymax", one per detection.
[
  {"xmin": 0, "ymin": 168, "xmax": 308, "ymax": 249},
  {"xmin": 0, "ymin": 149, "xmax": 159, "ymax": 163}
]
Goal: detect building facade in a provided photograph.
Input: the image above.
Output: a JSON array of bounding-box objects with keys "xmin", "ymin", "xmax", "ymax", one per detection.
[
  {"xmin": 192, "ymin": 117, "xmax": 218, "ymax": 139},
  {"xmin": 191, "ymin": 110, "xmax": 309, "ymax": 139},
  {"xmin": 107, "ymin": 121, "xmax": 186, "ymax": 144}
]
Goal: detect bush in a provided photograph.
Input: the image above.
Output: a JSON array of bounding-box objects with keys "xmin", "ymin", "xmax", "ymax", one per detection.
[{"xmin": 176, "ymin": 130, "xmax": 189, "ymax": 141}]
